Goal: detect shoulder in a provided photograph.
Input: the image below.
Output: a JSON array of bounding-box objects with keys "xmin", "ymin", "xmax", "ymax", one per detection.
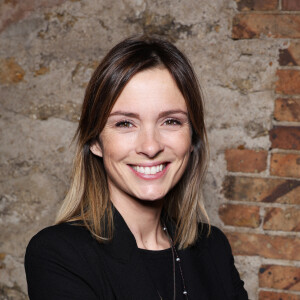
[
  {"xmin": 198, "ymin": 223, "xmax": 228, "ymax": 240},
  {"xmin": 25, "ymin": 222, "xmax": 101, "ymax": 282},
  {"xmin": 25, "ymin": 225, "xmax": 110, "ymax": 299},
  {"xmin": 27, "ymin": 222, "xmax": 91, "ymax": 246},
  {"xmin": 26, "ymin": 222, "xmax": 95, "ymax": 262},
  {"xmin": 196, "ymin": 223, "xmax": 232, "ymax": 255}
]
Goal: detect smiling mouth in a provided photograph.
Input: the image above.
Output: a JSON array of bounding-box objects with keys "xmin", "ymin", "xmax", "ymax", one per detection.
[{"xmin": 130, "ymin": 163, "xmax": 168, "ymax": 175}]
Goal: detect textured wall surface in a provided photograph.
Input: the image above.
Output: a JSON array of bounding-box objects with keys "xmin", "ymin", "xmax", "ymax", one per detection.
[{"xmin": 0, "ymin": 0, "xmax": 299, "ymax": 299}]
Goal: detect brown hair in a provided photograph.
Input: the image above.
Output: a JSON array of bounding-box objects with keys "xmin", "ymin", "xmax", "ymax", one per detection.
[{"xmin": 56, "ymin": 35, "xmax": 210, "ymax": 249}]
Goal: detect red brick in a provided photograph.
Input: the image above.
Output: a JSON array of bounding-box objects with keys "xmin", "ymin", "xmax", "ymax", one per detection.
[
  {"xmin": 226, "ymin": 232, "xmax": 300, "ymax": 260},
  {"xmin": 271, "ymin": 153, "xmax": 300, "ymax": 178},
  {"xmin": 259, "ymin": 265, "xmax": 300, "ymax": 291},
  {"xmin": 259, "ymin": 291, "xmax": 300, "ymax": 300},
  {"xmin": 235, "ymin": 0, "xmax": 278, "ymax": 11},
  {"xmin": 225, "ymin": 149, "xmax": 267, "ymax": 173},
  {"xmin": 274, "ymin": 98, "xmax": 300, "ymax": 122},
  {"xmin": 282, "ymin": 0, "xmax": 300, "ymax": 11},
  {"xmin": 276, "ymin": 70, "xmax": 300, "ymax": 95},
  {"xmin": 222, "ymin": 176, "xmax": 300, "ymax": 204},
  {"xmin": 279, "ymin": 42, "xmax": 300, "ymax": 66},
  {"xmin": 232, "ymin": 14, "xmax": 300, "ymax": 39},
  {"xmin": 219, "ymin": 203, "xmax": 260, "ymax": 228},
  {"xmin": 0, "ymin": 57, "xmax": 25, "ymax": 84},
  {"xmin": 263, "ymin": 207, "xmax": 300, "ymax": 231},
  {"xmin": 269, "ymin": 126, "xmax": 300, "ymax": 150}
]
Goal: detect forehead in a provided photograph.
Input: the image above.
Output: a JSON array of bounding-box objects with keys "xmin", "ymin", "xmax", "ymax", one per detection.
[{"xmin": 111, "ymin": 68, "xmax": 187, "ymax": 113}]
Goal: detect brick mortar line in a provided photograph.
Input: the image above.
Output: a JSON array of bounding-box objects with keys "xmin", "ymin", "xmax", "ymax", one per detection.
[
  {"xmin": 226, "ymin": 171, "xmax": 300, "ymax": 180},
  {"xmin": 235, "ymin": 11, "xmax": 300, "ymax": 15},
  {"xmin": 275, "ymin": 95, "xmax": 300, "ymax": 99},
  {"xmin": 258, "ymin": 288, "xmax": 300, "ymax": 296},
  {"xmin": 278, "ymin": 66, "xmax": 300, "ymax": 70},
  {"xmin": 260, "ymin": 257, "xmax": 300, "ymax": 267},
  {"xmin": 268, "ymin": 37, "xmax": 300, "ymax": 43},
  {"xmin": 231, "ymin": 37, "xmax": 300, "ymax": 42},
  {"xmin": 272, "ymin": 120, "xmax": 300, "ymax": 126},
  {"xmin": 275, "ymin": 93, "xmax": 300, "ymax": 97},
  {"xmin": 278, "ymin": 0, "xmax": 282, "ymax": 10},
  {"xmin": 222, "ymin": 200, "xmax": 300, "ymax": 209},
  {"xmin": 259, "ymin": 205, "xmax": 265, "ymax": 231},
  {"xmin": 223, "ymin": 225, "xmax": 300, "ymax": 236},
  {"xmin": 270, "ymin": 148, "xmax": 300, "ymax": 154}
]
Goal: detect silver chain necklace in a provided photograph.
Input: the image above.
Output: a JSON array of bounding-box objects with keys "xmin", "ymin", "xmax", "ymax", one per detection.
[{"xmin": 160, "ymin": 223, "xmax": 188, "ymax": 300}]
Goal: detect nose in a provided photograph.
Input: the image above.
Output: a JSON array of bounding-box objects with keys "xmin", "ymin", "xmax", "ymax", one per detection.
[{"xmin": 136, "ymin": 126, "xmax": 164, "ymax": 158}]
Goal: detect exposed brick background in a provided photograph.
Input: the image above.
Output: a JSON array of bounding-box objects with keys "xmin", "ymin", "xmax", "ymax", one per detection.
[
  {"xmin": 223, "ymin": 176, "xmax": 300, "ymax": 204},
  {"xmin": 279, "ymin": 42, "xmax": 300, "ymax": 66},
  {"xmin": 232, "ymin": 14, "xmax": 300, "ymax": 39},
  {"xmin": 274, "ymin": 98, "xmax": 300, "ymax": 122},
  {"xmin": 219, "ymin": 203, "xmax": 260, "ymax": 227},
  {"xmin": 227, "ymin": 232, "xmax": 300, "ymax": 260},
  {"xmin": 1, "ymin": 0, "xmax": 300, "ymax": 299},
  {"xmin": 270, "ymin": 153, "xmax": 300, "ymax": 178},
  {"xmin": 263, "ymin": 207, "xmax": 300, "ymax": 231},
  {"xmin": 269, "ymin": 126, "xmax": 300, "ymax": 150},
  {"xmin": 276, "ymin": 70, "xmax": 300, "ymax": 95},
  {"xmin": 235, "ymin": 0, "xmax": 279, "ymax": 11},
  {"xmin": 282, "ymin": 0, "xmax": 300, "ymax": 11},
  {"xmin": 223, "ymin": 1, "xmax": 300, "ymax": 299},
  {"xmin": 259, "ymin": 265, "xmax": 300, "ymax": 291},
  {"xmin": 259, "ymin": 291, "xmax": 300, "ymax": 300},
  {"xmin": 225, "ymin": 148, "xmax": 267, "ymax": 173}
]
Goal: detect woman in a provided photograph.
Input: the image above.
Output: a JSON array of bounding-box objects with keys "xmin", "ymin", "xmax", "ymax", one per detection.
[{"xmin": 25, "ymin": 35, "xmax": 248, "ymax": 300}]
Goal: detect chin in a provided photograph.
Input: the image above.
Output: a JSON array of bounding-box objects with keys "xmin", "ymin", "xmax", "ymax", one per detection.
[{"xmin": 135, "ymin": 189, "xmax": 166, "ymax": 202}]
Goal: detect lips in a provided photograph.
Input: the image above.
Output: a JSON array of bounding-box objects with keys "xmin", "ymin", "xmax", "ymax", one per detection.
[
  {"xmin": 131, "ymin": 163, "xmax": 167, "ymax": 175},
  {"xmin": 128, "ymin": 162, "xmax": 170, "ymax": 180}
]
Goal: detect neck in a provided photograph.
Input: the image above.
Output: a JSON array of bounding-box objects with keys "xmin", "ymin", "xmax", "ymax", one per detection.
[{"xmin": 111, "ymin": 194, "xmax": 170, "ymax": 250}]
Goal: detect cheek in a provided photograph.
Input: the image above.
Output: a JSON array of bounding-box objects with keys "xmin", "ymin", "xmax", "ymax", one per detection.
[
  {"xmin": 101, "ymin": 145, "xmax": 122, "ymax": 163},
  {"xmin": 165, "ymin": 131, "xmax": 192, "ymax": 156},
  {"xmin": 101, "ymin": 132, "xmax": 124, "ymax": 155},
  {"xmin": 100, "ymin": 134, "xmax": 134, "ymax": 164}
]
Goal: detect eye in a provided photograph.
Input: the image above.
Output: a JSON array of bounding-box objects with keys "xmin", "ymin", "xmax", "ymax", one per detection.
[
  {"xmin": 115, "ymin": 120, "xmax": 133, "ymax": 128},
  {"xmin": 164, "ymin": 118, "xmax": 182, "ymax": 126}
]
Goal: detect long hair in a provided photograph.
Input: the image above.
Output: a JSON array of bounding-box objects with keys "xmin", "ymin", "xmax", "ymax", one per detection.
[{"xmin": 55, "ymin": 35, "xmax": 210, "ymax": 249}]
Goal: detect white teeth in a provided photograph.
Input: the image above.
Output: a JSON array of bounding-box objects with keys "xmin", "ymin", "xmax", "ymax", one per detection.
[{"xmin": 132, "ymin": 164, "xmax": 166, "ymax": 175}]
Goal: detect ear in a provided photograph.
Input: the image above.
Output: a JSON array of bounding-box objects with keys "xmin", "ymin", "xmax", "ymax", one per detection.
[
  {"xmin": 190, "ymin": 145, "xmax": 194, "ymax": 153},
  {"xmin": 90, "ymin": 142, "xmax": 103, "ymax": 157}
]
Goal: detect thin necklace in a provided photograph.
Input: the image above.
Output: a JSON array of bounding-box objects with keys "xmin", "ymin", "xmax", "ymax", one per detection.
[{"xmin": 162, "ymin": 222, "xmax": 189, "ymax": 300}]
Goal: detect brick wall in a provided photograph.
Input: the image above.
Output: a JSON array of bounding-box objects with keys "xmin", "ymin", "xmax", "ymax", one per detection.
[
  {"xmin": 0, "ymin": 0, "xmax": 299, "ymax": 298},
  {"xmin": 220, "ymin": 1, "xmax": 300, "ymax": 299}
]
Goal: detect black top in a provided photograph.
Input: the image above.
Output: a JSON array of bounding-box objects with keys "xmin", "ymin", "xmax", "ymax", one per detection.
[
  {"xmin": 139, "ymin": 247, "xmax": 185, "ymax": 300},
  {"xmin": 25, "ymin": 209, "xmax": 249, "ymax": 299}
]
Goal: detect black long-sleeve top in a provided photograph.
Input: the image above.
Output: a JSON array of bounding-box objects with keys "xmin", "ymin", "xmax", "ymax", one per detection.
[{"xmin": 25, "ymin": 209, "xmax": 249, "ymax": 300}]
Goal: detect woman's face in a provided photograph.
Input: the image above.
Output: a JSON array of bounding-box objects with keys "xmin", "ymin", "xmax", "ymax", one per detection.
[{"xmin": 90, "ymin": 68, "xmax": 193, "ymax": 203}]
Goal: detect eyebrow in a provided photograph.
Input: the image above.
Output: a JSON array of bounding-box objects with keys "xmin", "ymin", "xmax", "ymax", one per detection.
[{"xmin": 109, "ymin": 110, "xmax": 188, "ymax": 118}]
